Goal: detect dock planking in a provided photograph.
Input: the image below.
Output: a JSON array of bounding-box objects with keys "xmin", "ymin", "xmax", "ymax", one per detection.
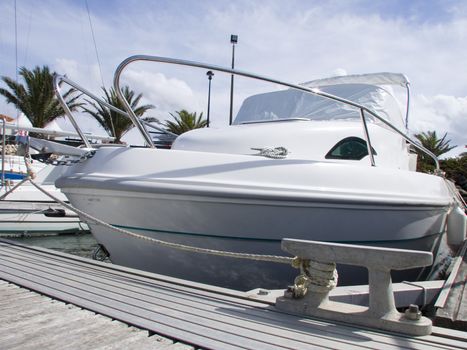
[
  {"xmin": 0, "ymin": 239, "xmax": 466, "ymax": 350},
  {"xmin": 435, "ymin": 239, "xmax": 467, "ymax": 331},
  {"xmin": 0, "ymin": 281, "xmax": 188, "ymax": 349}
]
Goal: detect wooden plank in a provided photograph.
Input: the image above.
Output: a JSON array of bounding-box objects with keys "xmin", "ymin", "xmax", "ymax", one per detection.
[
  {"xmin": 0, "ymin": 246, "xmax": 458, "ymax": 350},
  {"xmin": 0, "ymin": 302, "xmax": 84, "ymax": 333},
  {"xmin": 95, "ymin": 332, "xmax": 175, "ymax": 350},
  {"xmin": 0, "ymin": 260, "xmax": 446, "ymax": 350},
  {"xmin": 0, "ymin": 247, "xmax": 269, "ymax": 317},
  {"xmin": 0, "ymin": 268, "xmax": 260, "ymax": 350},
  {"xmin": 2, "ymin": 311, "xmax": 107, "ymax": 349},
  {"xmin": 435, "ymin": 240, "xmax": 467, "ymax": 331},
  {"xmin": 0, "ymin": 254, "xmax": 454, "ymax": 350},
  {"xmin": 0, "ymin": 245, "xmax": 266, "ymax": 311},
  {"xmin": 0, "ymin": 288, "xmax": 41, "ymax": 302},
  {"xmin": 49, "ymin": 319, "xmax": 149, "ymax": 350},
  {"xmin": 432, "ymin": 326, "xmax": 467, "ymax": 343},
  {"xmin": 2, "ymin": 248, "xmax": 373, "ymax": 349},
  {"xmin": 164, "ymin": 344, "xmax": 196, "ymax": 350},
  {"xmin": 435, "ymin": 257, "xmax": 463, "ymax": 308},
  {"xmin": 0, "ymin": 252, "xmax": 437, "ymax": 350},
  {"xmin": 0, "ymin": 239, "xmax": 252, "ymax": 301},
  {"xmin": 0, "ymin": 284, "xmax": 175, "ymax": 350},
  {"xmin": 0, "ymin": 241, "xmax": 462, "ymax": 350}
]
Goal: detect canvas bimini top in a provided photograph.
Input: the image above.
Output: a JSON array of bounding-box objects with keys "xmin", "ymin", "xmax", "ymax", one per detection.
[{"xmin": 234, "ymin": 72, "xmax": 409, "ymax": 130}]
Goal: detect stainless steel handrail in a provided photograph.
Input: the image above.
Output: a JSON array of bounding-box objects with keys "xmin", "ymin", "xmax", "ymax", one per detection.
[
  {"xmin": 53, "ymin": 74, "xmax": 176, "ymax": 147},
  {"xmin": 360, "ymin": 109, "xmax": 375, "ymax": 166},
  {"xmin": 1, "ymin": 118, "xmax": 5, "ymax": 186},
  {"xmin": 53, "ymin": 74, "xmax": 92, "ymax": 148},
  {"xmin": 405, "ymin": 83, "xmax": 411, "ymax": 129},
  {"xmin": 113, "ymin": 55, "xmax": 439, "ymax": 170},
  {"xmin": 114, "ymin": 62, "xmax": 155, "ymax": 148}
]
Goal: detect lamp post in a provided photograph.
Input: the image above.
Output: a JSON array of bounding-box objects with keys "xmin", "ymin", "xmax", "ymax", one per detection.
[
  {"xmin": 206, "ymin": 70, "xmax": 214, "ymax": 127},
  {"xmin": 229, "ymin": 34, "xmax": 238, "ymax": 125}
]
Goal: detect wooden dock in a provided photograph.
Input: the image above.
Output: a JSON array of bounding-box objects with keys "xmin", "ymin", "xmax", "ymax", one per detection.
[
  {"xmin": 0, "ymin": 282, "xmax": 182, "ymax": 349},
  {"xmin": 435, "ymin": 239, "xmax": 467, "ymax": 331},
  {"xmin": 0, "ymin": 239, "xmax": 466, "ymax": 350}
]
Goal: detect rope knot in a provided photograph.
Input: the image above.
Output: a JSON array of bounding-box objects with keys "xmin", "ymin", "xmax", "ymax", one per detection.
[{"xmin": 289, "ymin": 257, "xmax": 338, "ymax": 298}]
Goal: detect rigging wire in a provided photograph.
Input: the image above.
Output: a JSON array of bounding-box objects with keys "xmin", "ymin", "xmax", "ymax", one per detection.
[
  {"xmin": 84, "ymin": 0, "xmax": 116, "ymax": 138},
  {"xmin": 22, "ymin": 7, "xmax": 32, "ymax": 68},
  {"xmin": 14, "ymin": 0, "xmax": 19, "ymax": 120},
  {"xmin": 84, "ymin": 0, "xmax": 105, "ymax": 89}
]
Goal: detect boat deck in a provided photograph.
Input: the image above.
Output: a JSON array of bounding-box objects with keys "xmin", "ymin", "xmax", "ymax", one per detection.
[{"xmin": 0, "ymin": 239, "xmax": 466, "ymax": 350}]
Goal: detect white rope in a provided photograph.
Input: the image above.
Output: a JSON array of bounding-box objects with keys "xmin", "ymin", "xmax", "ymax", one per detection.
[
  {"xmin": 0, "ymin": 177, "xmax": 28, "ymax": 200},
  {"xmin": 290, "ymin": 258, "xmax": 338, "ymax": 297}
]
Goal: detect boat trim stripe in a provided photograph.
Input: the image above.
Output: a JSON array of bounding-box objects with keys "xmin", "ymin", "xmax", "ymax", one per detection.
[{"xmin": 110, "ymin": 224, "xmax": 442, "ymax": 245}]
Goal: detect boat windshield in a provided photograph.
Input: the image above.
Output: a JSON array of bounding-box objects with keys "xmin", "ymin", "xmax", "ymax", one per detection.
[{"xmin": 233, "ymin": 83, "xmax": 405, "ymax": 129}]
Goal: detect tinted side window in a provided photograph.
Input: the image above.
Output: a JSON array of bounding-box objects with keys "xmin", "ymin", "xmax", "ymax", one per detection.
[{"xmin": 326, "ymin": 137, "xmax": 376, "ymax": 160}]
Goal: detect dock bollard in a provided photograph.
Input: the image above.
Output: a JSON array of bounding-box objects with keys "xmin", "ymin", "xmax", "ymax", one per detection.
[{"xmin": 275, "ymin": 239, "xmax": 433, "ymax": 336}]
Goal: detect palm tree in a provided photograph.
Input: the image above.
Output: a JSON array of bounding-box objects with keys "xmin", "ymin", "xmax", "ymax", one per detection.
[
  {"xmin": 0, "ymin": 66, "xmax": 82, "ymax": 128},
  {"xmin": 82, "ymin": 86, "xmax": 154, "ymax": 143},
  {"xmin": 164, "ymin": 110, "xmax": 207, "ymax": 135},
  {"xmin": 415, "ymin": 131, "xmax": 456, "ymax": 157},
  {"xmin": 415, "ymin": 130, "xmax": 456, "ymax": 172}
]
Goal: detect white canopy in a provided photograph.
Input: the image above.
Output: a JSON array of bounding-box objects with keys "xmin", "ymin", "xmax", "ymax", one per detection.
[
  {"xmin": 301, "ymin": 72, "xmax": 409, "ymax": 88},
  {"xmin": 234, "ymin": 82, "xmax": 406, "ymax": 130}
]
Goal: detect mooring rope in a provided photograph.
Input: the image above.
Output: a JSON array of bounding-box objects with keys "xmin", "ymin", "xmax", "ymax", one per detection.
[
  {"xmin": 0, "ymin": 177, "xmax": 28, "ymax": 200},
  {"xmin": 290, "ymin": 258, "xmax": 338, "ymax": 296}
]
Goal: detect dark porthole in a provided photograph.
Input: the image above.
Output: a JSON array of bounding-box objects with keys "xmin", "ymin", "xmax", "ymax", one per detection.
[{"xmin": 325, "ymin": 137, "xmax": 377, "ymax": 160}]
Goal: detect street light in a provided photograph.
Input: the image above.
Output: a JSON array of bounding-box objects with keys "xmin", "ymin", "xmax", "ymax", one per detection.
[
  {"xmin": 229, "ymin": 34, "xmax": 238, "ymax": 125},
  {"xmin": 206, "ymin": 70, "xmax": 214, "ymax": 127}
]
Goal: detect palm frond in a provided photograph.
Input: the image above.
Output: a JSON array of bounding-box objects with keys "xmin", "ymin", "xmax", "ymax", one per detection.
[
  {"xmin": 81, "ymin": 85, "xmax": 154, "ymax": 143},
  {"xmin": 0, "ymin": 65, "xmax": 82, "ymax": 128},
  {"xmin": 164, "ymin": 110, "xmax": 207, "ymax": 135}
]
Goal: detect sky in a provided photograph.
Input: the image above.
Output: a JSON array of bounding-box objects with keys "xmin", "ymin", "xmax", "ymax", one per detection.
[{"xmin": 0, "ymin": 0, "xmax": 466, "ymax": 156}]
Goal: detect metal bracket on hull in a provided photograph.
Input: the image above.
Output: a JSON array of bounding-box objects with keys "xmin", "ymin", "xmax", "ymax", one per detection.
[{"xmin": 275, "ymin": 239, "xmax": 433, "ymax": 336}]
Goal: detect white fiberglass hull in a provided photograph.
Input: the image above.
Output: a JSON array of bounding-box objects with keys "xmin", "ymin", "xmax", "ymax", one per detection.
[{"xmin": 57, "ymin": 147, "xmax": 453, "ymax": 290}]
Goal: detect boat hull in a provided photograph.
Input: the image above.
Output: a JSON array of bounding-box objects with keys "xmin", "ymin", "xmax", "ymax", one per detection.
[
  {"xmin": 0, "ymin": 201, "xmax": 87, "ymax": 235},
  {"xmin": 63, "ymin": 187, "xmax": 448, "ymax": 290},
  {"xmin": 56, "ymin": 147, "xmax": 453, "ymax": 290}
]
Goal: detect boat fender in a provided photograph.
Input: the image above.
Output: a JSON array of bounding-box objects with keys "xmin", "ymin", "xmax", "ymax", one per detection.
[
  {"xmin": 446, "ymin": 205, "xmax": 467, "ymax": 245},
  {"xmin": 42, "ymin": 208, "xmax": 66, "ymax": 217}
]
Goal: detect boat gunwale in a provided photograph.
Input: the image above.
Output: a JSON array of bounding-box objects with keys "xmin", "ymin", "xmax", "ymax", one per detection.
[{"xmin": 57, "ymin": 177, "xmax": 452, "ymax": 209}]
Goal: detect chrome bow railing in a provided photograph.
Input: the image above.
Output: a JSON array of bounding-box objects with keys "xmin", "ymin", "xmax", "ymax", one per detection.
[
  {"xmin": 113, "ymin": 55, "xmax": 439, "ymax": 170},
  {"xmin": 1, "ymin": 118, "xmax": 5, "ymax": 186},
  {"xmin": 53, "ymin": 74, "xmax": 176, "ymax": 149}
]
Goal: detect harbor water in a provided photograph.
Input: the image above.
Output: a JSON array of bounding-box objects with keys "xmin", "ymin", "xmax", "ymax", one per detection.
[{"xmin": 6, "ymin": 232, "xmax": 98, "ymax": 259}]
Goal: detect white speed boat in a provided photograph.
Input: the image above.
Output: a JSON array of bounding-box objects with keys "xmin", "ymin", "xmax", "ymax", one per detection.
[{"xmin": 54, "ymin": 56, "xmax": 466, "ymax": 290}]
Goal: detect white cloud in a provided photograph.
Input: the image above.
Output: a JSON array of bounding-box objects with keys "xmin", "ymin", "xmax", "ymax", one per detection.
[
  {"xmin": 0, "ymin": 0, "xmax": 465, "ymax": 153},
  {"xmin": 54, "ymin": 58, "xmax": 80, "ymax": 80},
  {"xmin": 411, "ymin": 94, "xmax": 467, "ymax": 153},
  {"xmin": 123, "ymin": 70, "xmax": 201, "ymax": 120}
]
